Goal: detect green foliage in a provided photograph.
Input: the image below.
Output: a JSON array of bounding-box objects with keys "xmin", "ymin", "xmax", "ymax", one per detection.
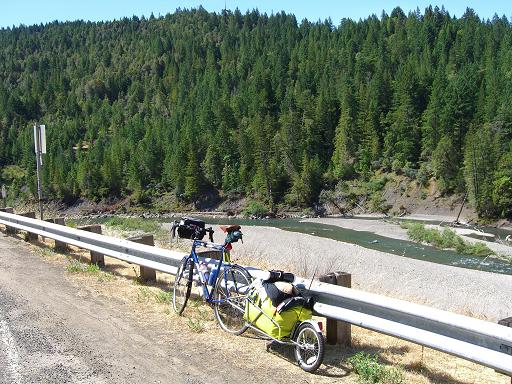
[
  {"xmin": 0, "ymin": 8, "xmax": 511, "ymax": 217},
  {"xmin": 184, "ymin": 142, "xmax": 202, "ymax": 202},
  {"xmin": 464, "ymin": 125, "xmax": 500, "ymax": 217},
  {"xmin": 186, "ymin": 317, "xmax": 206, "ymax": 333},
  {"xmin": 332, "ymin": 82, "xmax": 358, "ymax": 179},
  {"xmin": 369, "ymin": 192, "xmax": 391, "ymax": 214},
  {"xmin": 1, "ymin": 165, "xmax": 26, "ymax": 183},
  {"xmin": 492, "ymin": 151, "xmax": 512, "ymax": 217},
  {"xmin": 347, "ymin": 352, "xmax": 405, "ymax": 384},
  {"xmin": 366, "ymin": 176, "xmax": 388, "ymax": 193},
  {"xmin": 366, "ymin": 176, "xmax": 391, "ymax": 213},
  {"xmin": 242, "ymin": 200, "xmax": 268, "ymax": 217},
  {"xmin": 402, "ymin": 222, "xmax": 495, "ymax": 257},
  {"xmin": 415, "ymin": 163, "xmax": 431, "ymax": 187},
  {"xmin": 103, "ymin": 216, "xmax": 165, "ymax": 236},
  {"xmin": 154, "ymin": 291, "xmax": 173, "ymax": 304},
  {"xmin": 290, "ymin": 153, "xmax": 322, "ymax": 206},
  {"xmin": 66, "ymin": 260, "xmax": 101, "ymax": 274},
  {"xmin": 431, "ymin": 136, "xmax": 461, "ymax": 193},
  {"xmin": 319, "ymin": 183, "xmax": 351, "ymax": 214}
]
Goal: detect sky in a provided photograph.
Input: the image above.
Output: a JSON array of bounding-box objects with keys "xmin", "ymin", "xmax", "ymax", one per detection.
[{"xmin": 1, "ymin": 1, "xmax": 510, "ymax": 29}]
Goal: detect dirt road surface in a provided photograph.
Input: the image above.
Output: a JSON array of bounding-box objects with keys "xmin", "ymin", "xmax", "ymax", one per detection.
[{"xmin": 0, "ymin": 233, "xmax": 283, "ymax": 384}]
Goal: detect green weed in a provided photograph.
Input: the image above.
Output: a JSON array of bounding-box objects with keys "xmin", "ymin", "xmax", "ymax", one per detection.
[
  {"xmin": 366, "ymin": 176, "xmax": 388, "ymax": 192},
  {"xmin": 85, "ymin": 263, "xmax": 100, "ymax": 273},
  {"xmin": 348, "ymin": 352, "xmax": 405, "ymax": 384},
  {"xmin": 39, "ymin": 248, "xmax": 55, "ymax": 258},
  {"xmin": 66, "ymin": 260, "xmax": 100, "ymax": 274},
  {"xmin": 97, "ymin": 272, "xmax": 115, "ymax": 283},
  {"xmin": 155, "ymin": 291, "xmax": 173, "ymax": 304},
  {"xmin": 186, "ymin": 317, "xmax": 205, "ymax": 333},
  {"xmin": 137, "ymin": 287, "xmax": 152, "ymax": 302},
  {"xmin": 66, "ymin": 220, "xmax": 78, "ymax": 228}
]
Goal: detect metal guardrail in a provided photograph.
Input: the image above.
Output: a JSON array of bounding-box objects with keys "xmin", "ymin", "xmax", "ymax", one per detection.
[
  {"xmin": 0, "ymin": 210, "xmax": 183, "ymax": 274},
  {"xmin": 1, "ymin": 210, "xmax": 511, "ymax": 376}
]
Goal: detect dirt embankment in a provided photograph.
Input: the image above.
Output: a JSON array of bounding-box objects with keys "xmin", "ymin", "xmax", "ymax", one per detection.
[{"xmin": 378, "ymin": 176, "xmax": 476, "ymax": 220}]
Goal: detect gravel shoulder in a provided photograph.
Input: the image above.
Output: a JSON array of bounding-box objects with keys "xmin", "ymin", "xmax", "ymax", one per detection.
[
  {"xmin": 0, "ymin": 233, "xmax": 322, "ymax": 384},
  {"xmin": 229, "ymin": 224, "xmax": 512, "ymax": 322}
]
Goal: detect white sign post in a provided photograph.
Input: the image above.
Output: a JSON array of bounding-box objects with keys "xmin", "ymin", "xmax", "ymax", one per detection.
[
  {"xmin": 1, "ymin": 184, "xmax": 6, "ymax": 208},
  {"xmin": 34, "ymin": 124, "xmax": 46, "ymax": 220}
]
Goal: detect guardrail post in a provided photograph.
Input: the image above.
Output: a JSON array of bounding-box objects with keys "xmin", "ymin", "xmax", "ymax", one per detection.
[
  {"xmin": 53, "ymin": 218, "xmax": 68, "ymax": 252},
  {"xmin": 45, "ymin": 218, "xmax": 68, "ymax": 252},
  {"xmin": 0, "ymin": 207, "xmax": 16, "ymax": 234},
  {"xmin": 128, "ymin": 235, "xmax": 156, "ymax": 282},
  {"xmin": 319, "ymin": 271, "xmax": 352, "ymax": 347},
  {"xmin": 20, "ymin": 212, "xmax": 38, "ymax": 242},
  {"xmin": 78, "ymin": 225, "xmax": 104, "ymax": 267}
]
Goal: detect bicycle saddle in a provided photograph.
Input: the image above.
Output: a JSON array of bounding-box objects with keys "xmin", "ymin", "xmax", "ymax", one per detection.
[{"xmin": 220, "ymin": 224, "xmax": 241, "ymax": 233}]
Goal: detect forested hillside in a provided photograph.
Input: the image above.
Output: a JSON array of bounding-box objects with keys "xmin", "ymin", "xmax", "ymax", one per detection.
[{"xmin": 1, "ymin": 6, "xmax": 511, "ymax": 217}]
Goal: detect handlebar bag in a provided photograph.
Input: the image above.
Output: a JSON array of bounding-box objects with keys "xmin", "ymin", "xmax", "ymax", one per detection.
[{"xmin": 177, "ymin": 217, "xmax": 206, "ymax": 240}]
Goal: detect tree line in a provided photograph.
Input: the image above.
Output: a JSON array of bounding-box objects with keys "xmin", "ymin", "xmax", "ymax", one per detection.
[{"xmin": 0, "ymin": 6, "xmax": 511, "ymax": 217}]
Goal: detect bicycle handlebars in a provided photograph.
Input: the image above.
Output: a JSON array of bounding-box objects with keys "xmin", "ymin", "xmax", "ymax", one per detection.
[{"xmin": 170, "ymin": 219, "xmax": 241, "ymax": 248}]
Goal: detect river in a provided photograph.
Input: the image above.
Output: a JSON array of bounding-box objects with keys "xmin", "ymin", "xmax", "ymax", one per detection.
[
  {"xmin": 162, "ymin": 216, "xmax": 512, "ymax": 275},
  {"xmin": 83, "ymin": 214, "xmax": 512, "ymax": 275}
]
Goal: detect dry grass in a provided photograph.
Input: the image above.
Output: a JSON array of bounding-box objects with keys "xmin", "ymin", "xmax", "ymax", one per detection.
[
  {"xmin": 3, "ymin": 226, "xmax": 510, "ymax": 384},
  {"xmin": 346, "ymin": 328, "xmax": 507, "ymax": 383}
]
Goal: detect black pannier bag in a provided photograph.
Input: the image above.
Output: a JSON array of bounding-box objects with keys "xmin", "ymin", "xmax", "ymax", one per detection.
[{"xmin": 177, "ymin": 217, "xmax": 206, "ymax": 240}]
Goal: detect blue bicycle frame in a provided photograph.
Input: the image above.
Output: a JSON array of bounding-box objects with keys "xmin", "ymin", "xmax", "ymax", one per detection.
[{"xmin": 186, "ymin": 239, "xmax": 232, "ymax": 303}]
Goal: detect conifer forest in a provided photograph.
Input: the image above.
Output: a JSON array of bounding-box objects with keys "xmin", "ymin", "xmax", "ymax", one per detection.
[{"xmin": 0, "ymin": 7, "xmax": 511, "ymax": 218}]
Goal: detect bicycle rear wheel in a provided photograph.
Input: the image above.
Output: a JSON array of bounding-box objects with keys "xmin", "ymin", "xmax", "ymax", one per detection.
[
  {"xmin": 213, "ymin": 265, "xmax": 251, "ymax": 335},
  {"xmin": 173, "ymin": 257, "xmax": 194, "ymax": 315}
]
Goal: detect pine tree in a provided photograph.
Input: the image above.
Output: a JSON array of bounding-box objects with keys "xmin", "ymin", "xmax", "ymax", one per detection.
[{"xmin": 331, "ymin": 81, "xmax": 358, "ymax": 179}]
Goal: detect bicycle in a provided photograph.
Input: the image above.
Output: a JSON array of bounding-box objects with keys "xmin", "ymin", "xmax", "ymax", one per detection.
[
  {"xmin": 171, "ymin": 218, "xmax": 324, "ymax": 372},
  {"xmin": 171, "ymin": 217, "xmax": 252, "ymax": 334}
]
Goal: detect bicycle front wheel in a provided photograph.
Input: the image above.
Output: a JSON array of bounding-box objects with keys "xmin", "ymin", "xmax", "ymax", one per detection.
[
  {"xmin": 173, "ymin": 257, "xmax": 193, "ymax": 315},
  {"xmin": 213, "ymin": 265, "xmax": 251, "ymax": 335}
]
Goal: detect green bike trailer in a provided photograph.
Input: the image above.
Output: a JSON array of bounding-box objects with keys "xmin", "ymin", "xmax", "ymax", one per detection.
[{"xmin": 244, "ymin": 284, "xmax": 313, "ymax": 340}]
